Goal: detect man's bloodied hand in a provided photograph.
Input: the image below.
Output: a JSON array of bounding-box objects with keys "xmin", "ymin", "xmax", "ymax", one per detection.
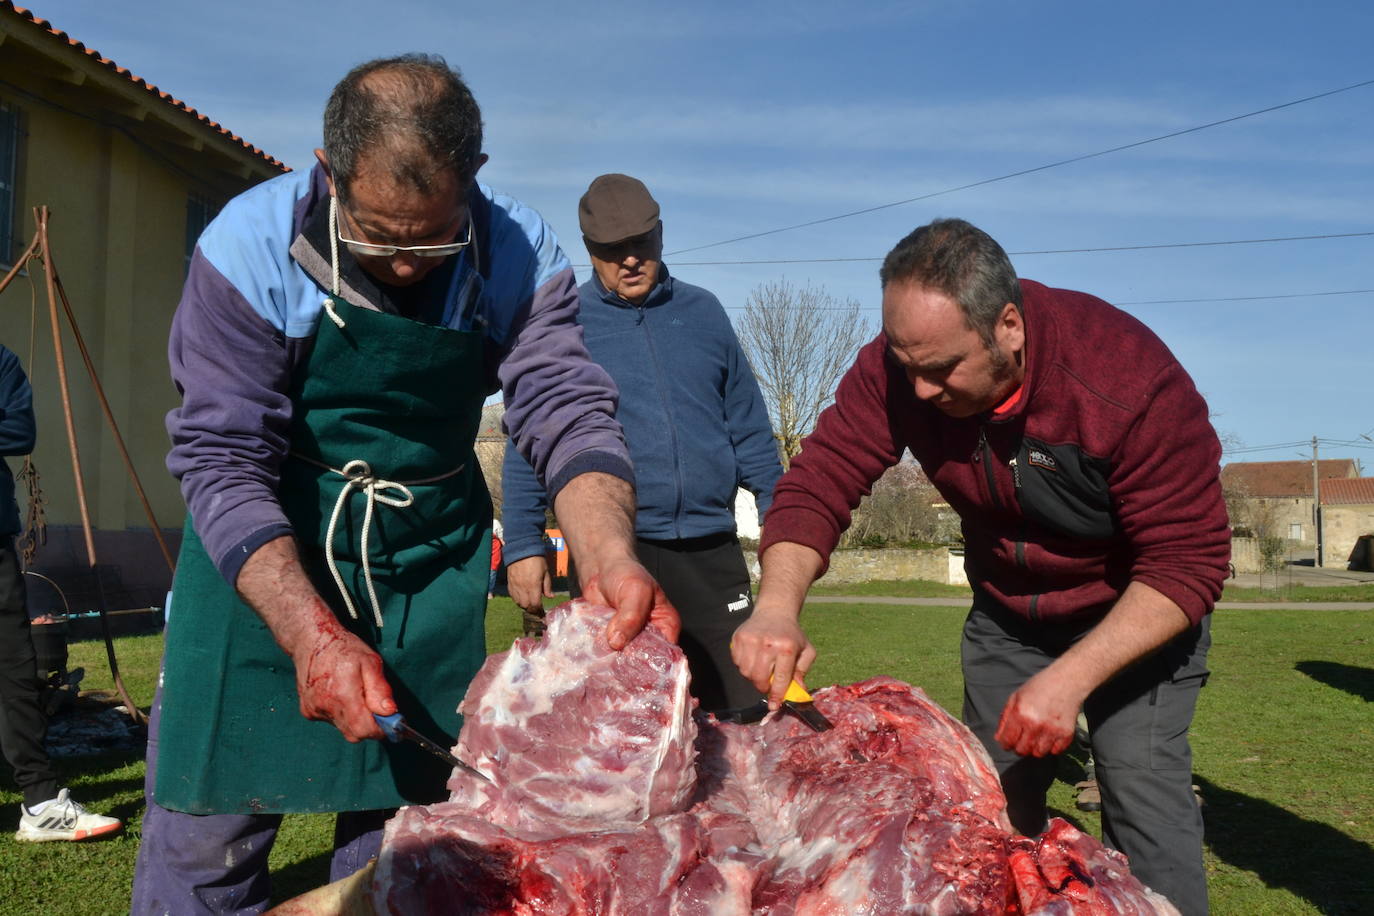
[
  {"xmin": 582, "ymin": 556, "xmax": 681, "ymax": 650},
  {"xmin": 292, "ymin": 612, "xmax": 397, "ymax": 742}
]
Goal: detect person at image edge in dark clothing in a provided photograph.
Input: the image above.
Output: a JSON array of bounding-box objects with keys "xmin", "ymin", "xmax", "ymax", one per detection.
[
  {"xmin": 0, "ymin": 344, "xmax": 122, "ymax": 843},
  {"xmin": 730, "ymin": 219, "xmax": 1228, "ymax": 916},
  {"xmin": 502, "ymin": 174, "xmax": 783, "ymax": 714},
  {"xmin": 131, "ymin": 56, "xmax": 678, "ymax": 915}
]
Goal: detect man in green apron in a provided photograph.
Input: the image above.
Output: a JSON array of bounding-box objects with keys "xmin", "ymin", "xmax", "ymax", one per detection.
[{"xmin": 132, "ymin": 54, "xmax": 675, "ymax": 915}]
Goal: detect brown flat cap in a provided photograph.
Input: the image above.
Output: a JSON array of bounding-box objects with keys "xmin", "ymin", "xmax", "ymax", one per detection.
[{"xmin": 579, "ymin": 174, "xmax": 660, "ymax": 245}]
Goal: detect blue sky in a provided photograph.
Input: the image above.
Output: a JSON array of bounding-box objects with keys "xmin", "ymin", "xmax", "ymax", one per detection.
[{"xmin": 44, "ymin": 1, "xmax": 1374, "ymax": 469}]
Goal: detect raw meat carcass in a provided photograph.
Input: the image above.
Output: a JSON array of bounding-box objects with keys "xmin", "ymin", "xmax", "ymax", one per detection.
[
  {"xmin": 446, "ymin": 598, "xmax": 697, "ymax": 837},
  {"xmin": 1009, "ymin": 820, "xmax": 1180, "ymax": 915},
  {"xmin": 372, "ymin": 600, "xmax": 1180, "ymax": 915},
  {"xmin": 375, "ymin": 807, "xmax": 760, "ymax": 914}
]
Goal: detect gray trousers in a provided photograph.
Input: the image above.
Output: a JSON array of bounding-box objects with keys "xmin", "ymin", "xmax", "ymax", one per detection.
[{"xmin": 961, "ymin": 598, "xmax": 1211, "ymax": 916}]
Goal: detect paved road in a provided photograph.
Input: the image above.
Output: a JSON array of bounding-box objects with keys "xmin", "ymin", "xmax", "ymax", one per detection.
[
  {"xmin": 805, "ymin": 595, "xmax": 1374, "ymax": 610},
  {"xmin": 1229, "ymin": 554, "xmax": 1374, "ymax": 590}
]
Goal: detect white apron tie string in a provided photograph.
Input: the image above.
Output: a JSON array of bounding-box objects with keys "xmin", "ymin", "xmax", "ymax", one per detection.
[
  {"xmin": 292, "ymin": 454, "xmax": 467, "ymax": 629},
  {"xmin": 323, "ymin": 196, "xmax": 347, "ymax": 326},
  {"xmin": 324, "ymin": 460, "xmax": 412, "ymax": 629}
]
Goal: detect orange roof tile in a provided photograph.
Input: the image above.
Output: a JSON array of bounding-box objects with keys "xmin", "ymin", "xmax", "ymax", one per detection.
[
  {"xmin": 3, "ymin": 3, "xmax": 287, "ymax": 172},
  {"xmin": 1321, "ymin": 477, "xmax": 1374, "ymax": 506},
  {"xmin": 1220, "ymin": 459, "xmax": 1357, "ymax": 498}
]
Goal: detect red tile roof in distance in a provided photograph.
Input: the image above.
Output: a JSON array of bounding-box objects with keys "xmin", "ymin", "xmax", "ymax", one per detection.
[
  {"xmin": 1322, "ymin": 477, "xmax": 1374, "ymax": 506},
  {"xmin": 4, "ymin": 3, "xmax": 288, "ymax": 172},
  {"xmin": 1220, "ymin": 459, "xmax": 1358, "ymax": 498}
]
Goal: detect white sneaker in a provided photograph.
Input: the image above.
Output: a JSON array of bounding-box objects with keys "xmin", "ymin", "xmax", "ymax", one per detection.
[{"xmin": 15, "ymin": 788, "xmax": 122, "ymax": 842}]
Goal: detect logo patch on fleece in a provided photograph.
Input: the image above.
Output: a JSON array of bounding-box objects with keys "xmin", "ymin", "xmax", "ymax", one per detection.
[{"xmin": 1028, "ymin": 448, "xmax": 1058, "ymax": 471}]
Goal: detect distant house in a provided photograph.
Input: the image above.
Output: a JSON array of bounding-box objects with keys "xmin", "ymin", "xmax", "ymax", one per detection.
[
  {"xmin": 0, "ymin": 3, "xmax": 285, "ymax": 609},
  {"xmin": 1320, "ymin": 477, "xmax": 1374, "ymax": 571},
  {"xmin": 1220, "ymin": 459, "xmax": 1359, "ymax": 548}
]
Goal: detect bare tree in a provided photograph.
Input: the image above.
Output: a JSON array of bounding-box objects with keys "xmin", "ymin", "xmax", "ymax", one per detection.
[
  {"xmin": 840, "ymin": 458, "xmax": 961, "ymax": 548},
  {"xmin": 1222, "ymin": 473, "xmax": 1287, "ymax": 588},
  {"xmin": 736, "ymin": 280, "xmax": 874, "ymax": 466}
]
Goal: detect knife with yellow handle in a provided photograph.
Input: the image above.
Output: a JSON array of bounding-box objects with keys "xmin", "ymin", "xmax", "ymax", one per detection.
[
  {"xmin": 722, "ymin": 639, "xmax": 834, "ymax": 732},
  {"xmin": 780, "ymin": 679, "xmax": 834, "ymax": 732}
]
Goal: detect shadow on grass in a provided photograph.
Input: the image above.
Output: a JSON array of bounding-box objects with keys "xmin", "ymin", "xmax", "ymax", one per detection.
[
  {"xmin": 1197, "ymin": 775, "xmax": 1374, "ymax": 914},
  {"xmin": 272, "ymin": 852, "xmax": 334, "ymax": 906},
  {"xmin": 1295, "ymin": 661, "xmax": 1374, "ymax": 702}
]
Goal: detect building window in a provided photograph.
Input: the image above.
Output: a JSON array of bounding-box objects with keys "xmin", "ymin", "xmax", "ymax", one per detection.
[
  {"xmin": 185, "ymin": 195, "xmax": 219, "ymax": 273},
  {"xmin": 0, "ymin": 102, "xmax": 20, "ymax": 267}
]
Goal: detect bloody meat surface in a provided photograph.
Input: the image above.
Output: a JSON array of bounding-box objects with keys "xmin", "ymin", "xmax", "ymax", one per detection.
[{"xmin": 372, "ymin": 600, "xmax": 1180, "ymax": 915}]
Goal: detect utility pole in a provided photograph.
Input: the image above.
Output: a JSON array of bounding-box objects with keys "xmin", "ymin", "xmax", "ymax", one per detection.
[{"xmin": 1311, "ymin": 436, "xmax": 1322, "ymax": 568}]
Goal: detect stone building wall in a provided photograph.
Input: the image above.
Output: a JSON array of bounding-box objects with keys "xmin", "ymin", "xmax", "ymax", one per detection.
[
  {"xmin": 1230, "ymin": 537, "xmax": 1262, "ymax": 574},
  {"xmin": 1322, "ymin": 505, "xmax": 1374, "ymax": 569},
  {"xmin": 742, "ymin": 547, "xmax": 958, "ymax": 585}
]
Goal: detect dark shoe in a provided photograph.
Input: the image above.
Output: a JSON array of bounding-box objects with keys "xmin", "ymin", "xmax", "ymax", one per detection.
[
  {"xmin": 521, "ymin": 607, "xmax": 547, "ymax": 638},
  {"xmin": 1074, "ymin": 779, "xmax": 1102, "ymax": 812}
]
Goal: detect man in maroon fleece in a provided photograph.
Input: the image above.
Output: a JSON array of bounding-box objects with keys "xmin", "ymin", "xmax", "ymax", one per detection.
[{"xmin": 731, "ymin": 218, "xmax": 1228, "ymax": 915}]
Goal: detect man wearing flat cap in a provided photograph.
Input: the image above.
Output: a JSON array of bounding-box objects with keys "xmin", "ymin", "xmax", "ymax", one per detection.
[{"xmin": 503, "ymin": 174, "xmax": 783, "ymax": 714}]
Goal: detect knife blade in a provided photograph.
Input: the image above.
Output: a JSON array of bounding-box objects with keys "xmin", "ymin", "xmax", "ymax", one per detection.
[
  {"xmin": 781, "ymin": 680, "xmax": 834, "ymax": 732},
  {"xmin": 373, "ymin": 712, "xmax": 492, "ymax": 782}
]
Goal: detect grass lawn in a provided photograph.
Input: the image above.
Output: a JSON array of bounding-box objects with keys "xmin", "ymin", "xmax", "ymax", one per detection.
[
  {"xmin": 808, "ymin": 577, "xmax": 1374, "ymax": 604},
  {"xmin": 1, "ymin": 597, "xmax": 1370, "ymax": 914},
  {"xmin": 1219, "ymin": 582, "xmax": 1374, "ymax": 603},
  {"xmin": 807, "ymin": 578, "xmax": 974, "ymax": 598}
]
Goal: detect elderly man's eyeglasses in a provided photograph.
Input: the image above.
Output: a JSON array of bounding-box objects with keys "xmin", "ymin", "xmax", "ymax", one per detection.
[{"xmin": 336, "ymin": 209, "xmax": 473, "ymax": 259}]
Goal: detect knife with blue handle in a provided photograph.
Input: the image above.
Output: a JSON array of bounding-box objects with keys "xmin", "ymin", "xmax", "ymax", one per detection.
[{"xmin": 373, "ymin": 712, "xmax": 491, "ymax": 782}]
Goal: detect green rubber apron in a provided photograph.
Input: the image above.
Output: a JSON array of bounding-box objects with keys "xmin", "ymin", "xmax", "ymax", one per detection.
[{"xmin": 156, "ymin": 215, "xmax": 490, "ymax": 814}]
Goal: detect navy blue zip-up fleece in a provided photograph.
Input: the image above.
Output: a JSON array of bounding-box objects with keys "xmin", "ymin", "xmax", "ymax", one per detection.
[
  {"xmin": 502, "ymin": 267, "xmax": 782, "ymax": 564},
  {"xmin": 0, "ymin": 345, "xmax": 36, "ymax": 537}
]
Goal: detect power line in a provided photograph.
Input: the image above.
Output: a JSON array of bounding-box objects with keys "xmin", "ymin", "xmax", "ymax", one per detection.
[
  {"xmin": 1116, "ymin": 288, "xmax": 1373, "ymax": 306},
  {"xmin": 1222, "ymin": 441, "xmax": 1312, "ymax": 454},
  {"xmin": 720, "ymin": 287, "xmax": 1374, "ymax": 312},
  {"xmin": 1222, "ymin": 439, "xmax": 1374, "ymax": 455},
  {"xmin": 665, "ymin": 77, "xmax": 1374, "ymax": 257},
  {"xmin": 637, "ymin": 231, "xmax": 1374, "ymax": 267}
]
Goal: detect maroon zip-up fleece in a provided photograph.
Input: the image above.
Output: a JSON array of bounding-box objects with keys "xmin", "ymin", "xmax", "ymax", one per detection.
[{"xmin": 761, "ymin": 279, "xmax": 1230, "ymax": 626}]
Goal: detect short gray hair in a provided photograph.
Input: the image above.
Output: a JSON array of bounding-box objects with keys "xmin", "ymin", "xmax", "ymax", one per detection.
[
  {"xmin": 323, "ymin": 54, "xmax": 484, "ymax": 202},
  {"xmin": 879, "ymin": 218, "xmax": 1022, "ymax": 348}
]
